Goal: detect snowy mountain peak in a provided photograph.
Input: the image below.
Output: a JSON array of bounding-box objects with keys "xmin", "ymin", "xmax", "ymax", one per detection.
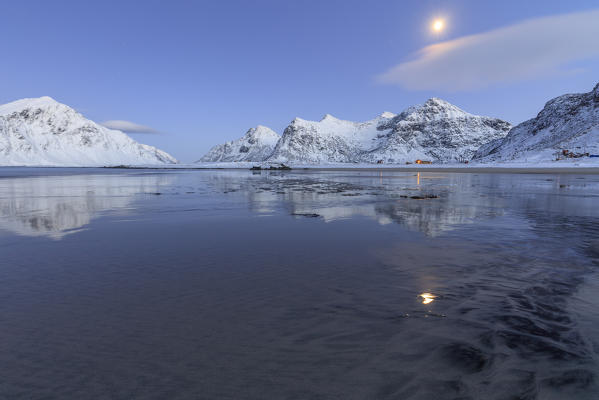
[
  {"xmin": 320, "ymin": 114, "xmax": 339, "ymax": 122},
  {"xmin": 474, "ymin": 81, "xmax": 599, "ymax": 162},
  {"xmin": 291, "ymin": 117, "xmax": 305, "ymax": 125},
  {"xmin": 199, "ymin": 97, "xmax": 511, "ymax": 165},
  {"xmin": 245, "ymin": 125, "xmax": 279, "ymax": 142},
  {"xmin": 266, "ymin": 101, "xmax": 511, "ymax": 163},
  {"xmin": 0, "ymin": 96, "xmax": 66, "ymax": 116},
  {"xmin": 0, "ymin": 97, "xmax": 177, "ymax": 166},
  {"xmin": 198, "ymin": 125, "xmax": 280, "ymax": 162},
  {"xmin": 425, "ymin": 97, "xmax": 453, "ymax": 106},
  {"xmin": 35, "ymin": 96, "xmax": 60, "ymax": 105},
  {"xmin": 424, "ymin": 97, "xmax": 456, "ymax": 107},
  {"xmin": 416, "ymin": 98, "xmax": 468, "ymax": 117}
]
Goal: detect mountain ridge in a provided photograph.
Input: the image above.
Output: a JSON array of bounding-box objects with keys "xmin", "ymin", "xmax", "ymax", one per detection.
[
  {"xmin": 0, "ymin": 96, "xmax": 177, "ymax": 166},
  {"xmin": 474, "ymin": 82, "xmax": 599, "ymax": 162},
  {"xmin": 201, "ymin": 98, "xmax": 511, "ymax": 164},
  {"xmin": 198, "ymin": 125, "xmax": 280, "ymax": 162}
]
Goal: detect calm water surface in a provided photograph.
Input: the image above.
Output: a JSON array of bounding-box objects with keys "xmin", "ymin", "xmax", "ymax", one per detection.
[{"xmin": 1, "ymin": 168, "xmax": 598, "ymax": 399}]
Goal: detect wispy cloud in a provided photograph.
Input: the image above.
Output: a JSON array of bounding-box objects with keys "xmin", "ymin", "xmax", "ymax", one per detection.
[
  {"xmin": 377, "ymin": 9, "xmax": 599, "ymax": 91},
  {"xmin": 101, "ymin": 120, "xmax": 160, "ymax": 134}
]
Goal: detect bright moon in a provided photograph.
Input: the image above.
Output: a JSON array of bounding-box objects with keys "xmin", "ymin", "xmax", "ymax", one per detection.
[{"xmin": 432, "ymin": 19, "xmax": 444, "ymax": 32}]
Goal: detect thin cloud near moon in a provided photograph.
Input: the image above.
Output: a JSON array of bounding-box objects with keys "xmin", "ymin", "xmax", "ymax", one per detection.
[
  {"xmin": 101, "ymin": 120, "xmax": 160, "ymax": 134},
  {"xmin": 377, "ymin": 9, "xmax": 599, "ymax": 91}
]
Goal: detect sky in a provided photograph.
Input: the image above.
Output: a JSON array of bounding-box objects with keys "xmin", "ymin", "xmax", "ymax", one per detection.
[{"xmin": 1, "ymin": 0, "xmax": 598, "ymax": 162}]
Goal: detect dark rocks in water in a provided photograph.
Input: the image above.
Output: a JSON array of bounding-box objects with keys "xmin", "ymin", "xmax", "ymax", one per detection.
[
  {"xmin": 291, "ymin": 213, "xmax": 321, "ymax": 218},
  {"xmin": 250, "ymin": 164, "xmax": 292, "ymax": 171},
  {"xmin": 398, "ymin": 194, "xmax": 439, "ymax": 199}
]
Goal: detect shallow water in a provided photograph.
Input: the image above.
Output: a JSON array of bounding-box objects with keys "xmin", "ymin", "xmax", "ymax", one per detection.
[{"xmin": 1, "ymin": 167, "xmax": 598, "ymax": 399}]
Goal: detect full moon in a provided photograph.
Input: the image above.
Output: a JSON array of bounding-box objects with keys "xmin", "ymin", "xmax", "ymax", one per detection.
[{"xmin": 432, "ymin": 19, "xmax": 444, "ymax": 32}]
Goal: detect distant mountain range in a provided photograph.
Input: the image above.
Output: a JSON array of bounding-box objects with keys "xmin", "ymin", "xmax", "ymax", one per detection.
[
  {"xmin": 1, "ymin": 82, "xmax": 598, "ymax": 167},
  {"xmin": 201, "ymin": 98, "xmax": 512, "ymax": 164},
  {"xmin": 0, "ymin": 97, "xmax": 176, "ymax": 166},
  {"xmin": 201, "ymin": 82, "xmax": 599, "ymax": 165}
]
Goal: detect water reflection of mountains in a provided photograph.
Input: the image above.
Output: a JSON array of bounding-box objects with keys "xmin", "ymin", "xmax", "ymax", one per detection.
[
  {"xmin": 2, "ymin": 170, "xmax": 599, "ymax": 239},
  {"xmin": 0, "ymin": 172, "xmax": 173, "ymax": 239},
  {"xmin": 205, "ymin": 173, "xmax": 599, "ymax": 236},
  {"xmin": 205, "ymin": 171, "xmax": 599, "ymax": 236}
]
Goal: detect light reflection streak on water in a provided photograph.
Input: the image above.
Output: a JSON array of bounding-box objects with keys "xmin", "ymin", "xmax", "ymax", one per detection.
[{"xmin": 419, "ymin": 292, "xmax": 436, "ymax": 304}]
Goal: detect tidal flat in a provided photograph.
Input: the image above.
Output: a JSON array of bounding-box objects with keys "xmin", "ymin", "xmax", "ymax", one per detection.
[{"xmin": 1, "ymin": 168, "xmax": 598, "ymax": 399}]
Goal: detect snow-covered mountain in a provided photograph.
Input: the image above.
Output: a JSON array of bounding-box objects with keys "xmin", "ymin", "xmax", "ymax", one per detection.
[
  {"xmin": 198, "ymin": 125, "xmax": 280, "ymax": 162},
  {"xmin": 267, "ymin": 112, "xmax": 396, "ymax": 163},
  {"xmin": 0, "ymin": 96, "xmax": 177, "ymax": 166},
  {"xmin": 474, "ymin": 83, "xmax": 599, "ymax": 162},
  {"xmin": 268, "ymin": 98, "xmax": 511, "ymax": 163}
]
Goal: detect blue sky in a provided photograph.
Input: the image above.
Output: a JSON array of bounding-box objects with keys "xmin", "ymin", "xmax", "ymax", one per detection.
[{"xmin": 1, "ymin": 0, "xmax": 598, "ymax": 162}]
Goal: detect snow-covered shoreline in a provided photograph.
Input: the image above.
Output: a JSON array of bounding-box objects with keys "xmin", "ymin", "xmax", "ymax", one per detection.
[{"xmin": 5, "ymin": 160, "xmax": 598, "ymax": 173}]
